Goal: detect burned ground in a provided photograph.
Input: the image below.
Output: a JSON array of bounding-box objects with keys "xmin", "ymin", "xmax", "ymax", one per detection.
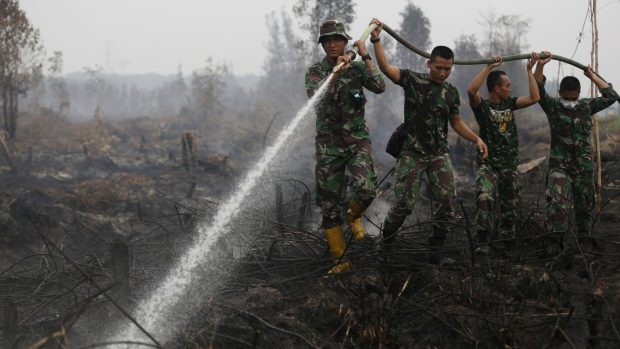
[{"xmin": 1, "ymin": 111, "xmax": 620, "ymax": 348}]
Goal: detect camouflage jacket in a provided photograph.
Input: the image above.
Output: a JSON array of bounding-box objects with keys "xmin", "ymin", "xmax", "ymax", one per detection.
[
  {"xmin": 397, "ymin": 69, "xmax": 460, "ymax": 156},
  {"xmin": 305, "ymin": 56, "xmax": 385, "ymax": 148},
  {"xmin": 538, "ymin": 75, "xmax": 619, "ymax": 172},
  {"xmin": 473, "ymin": 96, "xmax": 520, "ymax": 170}
]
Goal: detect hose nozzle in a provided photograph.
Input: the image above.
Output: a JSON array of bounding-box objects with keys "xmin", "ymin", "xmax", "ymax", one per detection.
[
  {"xmin": 331, "ymin": 23, "xmax": 378, "ymax": 74},
  {"xmin": 332, "ymin": 50, "xmax": 357, "ymax": 73}
]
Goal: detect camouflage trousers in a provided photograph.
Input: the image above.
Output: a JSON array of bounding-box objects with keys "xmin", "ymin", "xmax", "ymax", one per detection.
[
  {"xmin": 474, "ymin": 164, "xmax": 519, "ymax": 238},
  {"xmin": 315, "ymin": 141, "xmax": 377, "ymax": 228},
  {"xmin": 383, "ymin": 152, "xmax": 456, "ymax": 237},
  {"xmin": 546, "ymin": 167, "xmax": 594, "ymax": 234}
]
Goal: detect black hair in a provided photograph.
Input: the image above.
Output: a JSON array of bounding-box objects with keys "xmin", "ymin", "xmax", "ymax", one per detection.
[
  {"xmin": 487, "ymin": 70, "xmax": 507, "ymax": 92},
  {"xmin": 430, "ymin": 46, "xmax": 454, "ymax": 61},
  {"xmin": 559, "ymin": 76, "xmax": 581, "ymax": 92}
]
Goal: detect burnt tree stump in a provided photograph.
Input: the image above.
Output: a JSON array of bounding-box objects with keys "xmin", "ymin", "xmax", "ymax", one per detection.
[
  {"xmin": 296, "ymin": 192, "xmax": 309, "ymax": 229},
  {"xmin": 275, "ymin": 183, "xmax": 284, "ymax": 226},
  {"xmin": 110, "ymin": 239, "xmax": 130, "ymax": 302},
  {"xmin": 3, "ymin": 300, "xmax": 17, "ymax": 348},
  {"xmin": 181, "ymin": 132, "xmax": 196, "ymax": 173}
]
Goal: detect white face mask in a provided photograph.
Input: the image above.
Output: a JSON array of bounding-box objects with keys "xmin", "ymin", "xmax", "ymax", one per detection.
[{"xmin": 560, "ymin": 98, "xmax": 578, "ymax": 109}]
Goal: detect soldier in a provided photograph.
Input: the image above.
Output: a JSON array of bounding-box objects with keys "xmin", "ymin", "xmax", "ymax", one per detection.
[
  {"xmin": 305, "ymin": 19, "xmax": 385, "ymax": 273},
  {"xmin": 369, "ymin": 18, "xmax": 488, "ymax": 262},
  {"xmin": 534, "ymin": 51, "xmax": 619, "ymax": 245},
  {"xmin": 467, "ymin": 54, "xmax": 540, "ymax": 253}
]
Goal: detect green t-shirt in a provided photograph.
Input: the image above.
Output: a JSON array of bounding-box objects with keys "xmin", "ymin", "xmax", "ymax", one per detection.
[{"xmin": 473, "ymin": 96, "xmax": 520, "ymax": 169}]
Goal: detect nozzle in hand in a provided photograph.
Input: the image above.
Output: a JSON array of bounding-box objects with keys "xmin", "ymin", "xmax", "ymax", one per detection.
[{"xmin": 332, "ymin": 50, "xmax": 357, "ymax": 73}]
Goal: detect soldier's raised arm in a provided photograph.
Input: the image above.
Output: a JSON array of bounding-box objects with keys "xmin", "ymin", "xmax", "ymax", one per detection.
[
  {"xmin": 515, "ymin": 52, "xmax": 540, "ymax": 109},
  {"xmin": 584, "ymin": 67, "xmax": 619, "ymax": 114},
  {"xmin": 369, "ymin": 18, "xmax": 401, "ymax": 83},
  {"xmin": 467, "ymin": 55, "xmax": 502, "ymax": 108},
  {"xmin": 534, "ymin": 51, "xmax": 553, "ymax": 113}
]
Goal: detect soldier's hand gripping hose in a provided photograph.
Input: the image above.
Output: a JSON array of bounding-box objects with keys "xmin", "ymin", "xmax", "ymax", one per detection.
[{"xmin": 332, "ymin": 23, "xmax": 379, "ymax": 73}]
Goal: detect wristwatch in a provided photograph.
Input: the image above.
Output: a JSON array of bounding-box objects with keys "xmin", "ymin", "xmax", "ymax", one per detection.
[
  {"xmin": 370, "ymin": 36, "xmax": 381, "ymax": 44},
  {"xmin": 361, "ymin": 53, "xmax": 372, "ymax": 61}
]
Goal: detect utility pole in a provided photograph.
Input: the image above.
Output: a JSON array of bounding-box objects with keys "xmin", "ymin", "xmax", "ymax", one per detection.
[{"xmin": 590, "ymin": 0, "xmax": 602, "ymax": 210}]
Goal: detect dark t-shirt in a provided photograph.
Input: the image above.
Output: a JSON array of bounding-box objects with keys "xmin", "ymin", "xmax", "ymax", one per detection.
[{"xmin": 473, "ymin": 96, "xmax": 519, "ymax": 169}]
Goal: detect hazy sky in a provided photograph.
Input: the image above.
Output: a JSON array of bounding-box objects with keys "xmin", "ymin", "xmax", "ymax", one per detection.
[{"xmin": 21, "ymin": 0, "xmax": 620, "ymax": 88}]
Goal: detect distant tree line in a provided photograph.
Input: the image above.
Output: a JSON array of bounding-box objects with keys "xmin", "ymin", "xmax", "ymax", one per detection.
[
  {"xmin": 0, "ymin": 0, "xmax": 43, "ymax": 139},
  {"xmin": 4, "ymin": 0, "xmax": 543, "ymax": 151}
]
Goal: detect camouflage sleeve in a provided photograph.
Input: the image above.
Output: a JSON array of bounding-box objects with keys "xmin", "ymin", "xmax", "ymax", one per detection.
[
  {"xmin": 537, "ymin": 75, "xmax": 554, "ymax": 114},
  {"xmin": 395, "ymin": 68, "xmax": 413, "ymax": 88},
  {"xmin": 589, "ymin": 84, "xmax": 619, "ymax": 114},
  {"xmin": 359, "ymin": 63, "xmax": 385, "ymax": 94},
  {"xmin": 305, "ymin": 67, "xmax": 320, "ymax": 98},
  {"xmin": 449, "ymin": 84, "xmax": 460, "ymax": 116}
]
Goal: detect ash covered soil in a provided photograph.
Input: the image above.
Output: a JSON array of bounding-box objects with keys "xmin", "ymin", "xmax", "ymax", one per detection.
[{"xmin": 1, "ymin": 112, "xmax": 620, "ymax": 348}]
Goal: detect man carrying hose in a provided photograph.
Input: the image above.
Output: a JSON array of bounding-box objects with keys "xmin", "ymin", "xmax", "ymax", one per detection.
[
  {"xmin": 305, "ymin": 20, "xmax": 385, "ymax": 274},
  {"xmin": 369, "ymin": 18, "xmax": 488, "ymax": 263},
  {"xmin": 467, "ymin": 54, "xmax": 540, "ymax": 253},
  {"xmin": 534, "ymin": 52, "xmax": 619, "ymax": 250}
]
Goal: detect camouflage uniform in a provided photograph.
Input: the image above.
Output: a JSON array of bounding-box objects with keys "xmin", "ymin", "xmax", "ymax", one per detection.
[
  {"xmin": 382, "ymin": 69, "xmax": 459, "ymax": 239},
  {"xmin": 472, "ymin": 97, "xmax": 521, "ymax": 238},
  {"xmin": 305, "ymin": 56, "xmax": 385, "ymax": 228},
  {"xmin": 538, "ymin": 76, "xmax": 619, "ymax": 234}
]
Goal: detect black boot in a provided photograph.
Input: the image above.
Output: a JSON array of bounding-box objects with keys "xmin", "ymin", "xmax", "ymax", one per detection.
[
  {"xmin": 475, "ymin": 230, "xmax": 490, "ymax": 255},
  {"xmin": 543, "ymin": 231, "xmax": 565, "ymax": 257},
  {"xmin": 428, "ymin": 235, "xmax": 446, "ymax": 265},
  {"xmin": 379, "ymin": 222, "xmax": 400, "ymax": 254},
  {"xmin": 576, "ymin": 230, "xmax": 597, "ymax": 249}
]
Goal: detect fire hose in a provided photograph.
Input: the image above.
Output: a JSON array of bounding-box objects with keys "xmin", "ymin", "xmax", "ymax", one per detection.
[{"xmin": 335, "ymin": 23, "xmax": 603, "ymax": 80}]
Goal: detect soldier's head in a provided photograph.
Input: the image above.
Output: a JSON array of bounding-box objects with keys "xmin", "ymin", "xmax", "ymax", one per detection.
[
  {"xmin": 427, "ymin": 46, "xmax": 454, "ymax": 83},
  {"xmin": 487, "ymin": 70, "xmax": 511, "ymax": 99},
  {"xmin": 558, "ymin": 76, "xmax": 581, "ymax": 102},
  {"xmin": 318, "ymin": 20, "xmax": 351, "ymax": 60}
]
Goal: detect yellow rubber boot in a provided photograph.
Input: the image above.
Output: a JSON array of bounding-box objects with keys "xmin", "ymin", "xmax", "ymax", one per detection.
[
  {"xmin": 346, "ymin": 200, "xmax": 366, "ymax": 241},
  {"xmin": 324, "ymin": 225, "xmax": 351, "ymax": 274}
]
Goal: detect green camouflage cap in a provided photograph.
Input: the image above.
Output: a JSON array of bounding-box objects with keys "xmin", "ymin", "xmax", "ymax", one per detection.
[{"xmin": 318, "ymin": 20, "xmax": 352, "ymax": 43}]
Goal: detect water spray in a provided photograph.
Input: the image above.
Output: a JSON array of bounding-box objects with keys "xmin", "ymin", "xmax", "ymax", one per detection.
[
  {"xmin": 110, "ymin": 72, "xmax": 337, "ymax": 347},
  {"xmin": 332, "ymin": 23, "xmax": 378, "ymax": 73}
]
